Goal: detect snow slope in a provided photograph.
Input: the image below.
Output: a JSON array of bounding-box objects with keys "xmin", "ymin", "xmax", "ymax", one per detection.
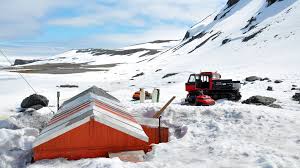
[{"xmin": 0, "ymin": 0, "xmax": 300, "ymax": 167}]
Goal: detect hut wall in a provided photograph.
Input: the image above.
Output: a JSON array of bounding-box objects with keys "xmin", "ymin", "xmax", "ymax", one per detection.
[{"xmin": 34, "ymin": 119, "xmax": 168, "ymax": 161}]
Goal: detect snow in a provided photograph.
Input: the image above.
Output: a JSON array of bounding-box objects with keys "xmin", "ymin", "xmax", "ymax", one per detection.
[
  {"xmin": 0, "ymin": 0, "xmax": 300, "ymax": 167},
  {"xmin": 122, "ymin": 40, "xmax": 180, "ymax": 50},
  {"xmin": 0, "ymin": 128, "xmax": 39, "ymax": 168}
]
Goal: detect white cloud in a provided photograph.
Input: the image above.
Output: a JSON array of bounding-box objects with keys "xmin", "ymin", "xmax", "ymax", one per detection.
[
  {"xmin": 76, "ymin": 25, "xmax": 187, "ymax": 49},
  {"xmin": 0, "ymin": 0, "xmax": 74, "ymax": 39},
  {"xmin": 48, "ymin": 0, "xmax": 226, "ymax": 27},
  {"xmin": 0, "ymin": 0, "xmax": 226, "ymax": 57}
]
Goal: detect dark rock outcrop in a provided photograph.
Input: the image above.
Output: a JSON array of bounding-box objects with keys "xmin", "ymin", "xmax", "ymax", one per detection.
[
  {"xmin": 222, "ymin": 38, "xmax": 231, "ymax": 45},
  {"xmin": 227, "ymin": 0, "xmax": 239, "ymax": 7},
  {"xmin": 57, "ymin": 84, "xmax": 79, "ymax": 88},
  {"xmin": 162, "ymin": 73, "xmax": 178, "ymax": 79},
  {"xmin": 267, "ymin": 0, "xmax": 277, "ymax": 6},
  {"xmin": 245, "ymin": 76, "xmax": 262, "ymax": 82},
  {"xmin": 14, "ymin": 59, "xmax": 40, "ymax": 66},
  {"xmin": 267, "ymin": 86, "xmax": 273, "ymax": 91},
  {"xmin": 274, "ymin": 80, "xmax": 283, "ymax": 83},
  {"xmin": 292, "ymin": 93, "xmax": 300, "ymax": 102},
  {"xmin": 21, "ymin": 94, "xmax": 49, "ymax": 109},
  {"xmin": 242, "ymin": 95, "xmax": 276, "ymax": 106},
  {"xmin": 132, "ymin": 72, "xmax": 144, "ymax": 78}
]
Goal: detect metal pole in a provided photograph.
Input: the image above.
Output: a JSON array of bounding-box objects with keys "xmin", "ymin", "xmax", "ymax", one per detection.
[
  {"xmin": 57, "ymin": 91, "xmax": 60, "ymax": 111},
  {"xmin": 140, "ymin": 88, "xmax": 145, "ymax": 103}
]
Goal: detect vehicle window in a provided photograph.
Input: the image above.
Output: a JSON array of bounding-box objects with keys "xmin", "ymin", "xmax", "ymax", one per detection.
[
  {"xmin": 201, "ymin": 75, "xmax": 209, "ymax": 82},
  {"xmin": 212, "ymin": 74, "xmax": 221, "ymax": 79},
  {"xmin": 188, "ymin": 75, "xmax": 196, "ymax": 83}
]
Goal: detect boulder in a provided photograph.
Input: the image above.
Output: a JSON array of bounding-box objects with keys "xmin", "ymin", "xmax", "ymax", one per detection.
[
  {"xmin": 274, "ymin": 80, "xmax": 283, "ymax": 84},
  {"xmin": 245, "ymin": 76, "xmax": 262, "ymax": 82},
  {"xmin": 292, "ymin": 93, "xmax": 300, "ymax": 102},
  {"xmin": 268, "ymin": 104, "xmax": 282, "ymax": 108},
  {"xmin": 267, "ymin": 86, "xmax": 273, "ymax": 91},
  {"xmin": 21, "ymin": 94, "xmax": 49, "ymax": 109},
  {"xmin": 242, "ymin": 95, "xmax": 276, "ymax": 106}
]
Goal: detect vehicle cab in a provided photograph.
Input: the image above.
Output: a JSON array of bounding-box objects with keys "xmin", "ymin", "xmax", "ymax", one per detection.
[{"xmin": 185, "ymin": 72, "xmax": 221, "ymax": 92}]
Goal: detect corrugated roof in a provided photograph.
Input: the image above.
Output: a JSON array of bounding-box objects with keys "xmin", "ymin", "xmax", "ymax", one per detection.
[
  {"xmin": 33, "ymin": 86, "xmax": 148, "ymax": 147},
  {"xmin": 61, "ymin": 86, "xmax": 120, "ymax": 108}
]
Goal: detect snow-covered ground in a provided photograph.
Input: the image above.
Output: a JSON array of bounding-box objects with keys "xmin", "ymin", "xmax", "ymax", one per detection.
[{"xmin": 1, "ymin": 0, "xmax": 300, "ymax": 167}]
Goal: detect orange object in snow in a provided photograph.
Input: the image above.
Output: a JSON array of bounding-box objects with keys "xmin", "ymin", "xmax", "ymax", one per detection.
[
  {"xmin": 132, "ymin": 91, "xmax": 151, "ymax": 100},
  {"xmin": 33, "ymin": 86, "xmax": 168, "ymax": 161}
]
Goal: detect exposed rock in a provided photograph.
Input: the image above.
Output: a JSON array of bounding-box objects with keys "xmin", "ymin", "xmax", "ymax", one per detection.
[
  {"xmin": 267, "ymin": 86, "xmax": 273, "ymax": 91},
  {"xmin": 292, "ymin": 93, "xmax": 300, "ymax": 102},
  {"xmin": 189, "ymin": 32, "xmax": 222, "ymax": 53},
  {"xmin": 132, "ymin": 72, "xmax": 144, "ymax": 78},
  {"xmin": 227, "ymin": 0, "xmax": 239, "ymax": 7},
  {"xmin": 162, "ymin": 73, "xmax": 178, "ymax": 79},
  {"xmin": 245, "ymin": 76, "xmax": 262, "ymax": 82},
  {"xmin": 222, "ymin": 38, "xmax": 231, "ymax": 45},
  {"xmin": 267, "ymin": 0, "xmax": 277, "ymax": 6},
  {"xmin": 77, "ymin": 48, "xmax": 159, "ymax": 57},
  {"xmin": 57, "ymin": 84, "xmax": 79, "ymax": 88},
  {"xmin": 20, "ymin": 94, "xmax": 49, "ymax": 109},
  {"xmin": 183, "ymin": 31, "xmax": 190, "ymax": 40},
  {"xmin": 292, "ymin": 85, "xmax": 297, "ymax": 87},
  {"xmin": 155, "ymin": 69, "xmax": 162, "ymax": 72},
  {"xmin": 242, "ymin": 27, "xmax": 267, "ymax": 42},
  {"xmin": 291, "ymin": 88, "xmax": 300, "ymax": 91},
  {"xmin": 242, "ymin": 95, "xmax": 276, "ymax": 106},
  {"xmin": 242, "ymin": 17, "xmax": 257, "ymax": 30},
  {"xmin": 262, "ymin": 77, "xmax": 270, "ymax": 81},
  {"xmin": 13, "ymin": 59, "xmax": 40, "ymax": 66},
  {"xmin": 268, "ymin": 104, "xmax": 282, "ymax": 108},
  {"xmin": 274, "ymin": 80, "xmax": 283, "ymax": 83}
]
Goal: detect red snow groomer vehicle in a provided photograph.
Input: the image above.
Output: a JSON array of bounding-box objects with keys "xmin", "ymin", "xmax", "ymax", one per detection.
[{"xmin": 185, "ymin": 72, "xmax": 241, "ymax": 105}]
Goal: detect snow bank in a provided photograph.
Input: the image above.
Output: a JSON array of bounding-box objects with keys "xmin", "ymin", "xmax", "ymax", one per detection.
[
  {"xmin": 28, "ymin": 101, "xmax": 300, "ymax": 168},
  {"xmin": 0, "ymin": 128, "xmax": 39, "ymax": 168},
  {"xmin": 0, "ymin": 108, "xmax": 53, "ymax": 168}
]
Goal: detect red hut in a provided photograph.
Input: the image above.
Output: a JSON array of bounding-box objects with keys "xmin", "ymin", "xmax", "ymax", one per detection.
[{"xmin": 33, "ymin": 86, "xmax": 168, "ymax": 161}]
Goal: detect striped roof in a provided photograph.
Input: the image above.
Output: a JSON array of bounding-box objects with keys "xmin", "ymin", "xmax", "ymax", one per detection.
[{"xmin": 33, "ymin": 86, "xmax": 148, "ymax": 147}]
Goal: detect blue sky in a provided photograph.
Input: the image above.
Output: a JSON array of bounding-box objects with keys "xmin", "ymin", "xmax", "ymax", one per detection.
[{"xmin": 0, "ymin": 0, "xmax": 226, "ymax": 58}]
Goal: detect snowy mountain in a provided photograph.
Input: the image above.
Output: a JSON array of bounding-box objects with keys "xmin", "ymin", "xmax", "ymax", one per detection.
[
  {"xmin": 12, "ymin": 0, "xmax": 299, "ymax": 81},
  {"xmin": 1, "ymin": 0, "xmax": 300, "ymax": 168}
]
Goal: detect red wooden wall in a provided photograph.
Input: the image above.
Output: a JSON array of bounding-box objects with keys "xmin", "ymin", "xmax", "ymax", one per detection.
[{"xmin": 34, "ymin": 119, "xmax": 169, "ymax": 161}]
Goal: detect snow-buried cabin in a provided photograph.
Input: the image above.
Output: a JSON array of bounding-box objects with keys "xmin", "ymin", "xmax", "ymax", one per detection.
[{"xmin": 33, "ymin": 86, "xmax": 169, "ymax": 161}]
